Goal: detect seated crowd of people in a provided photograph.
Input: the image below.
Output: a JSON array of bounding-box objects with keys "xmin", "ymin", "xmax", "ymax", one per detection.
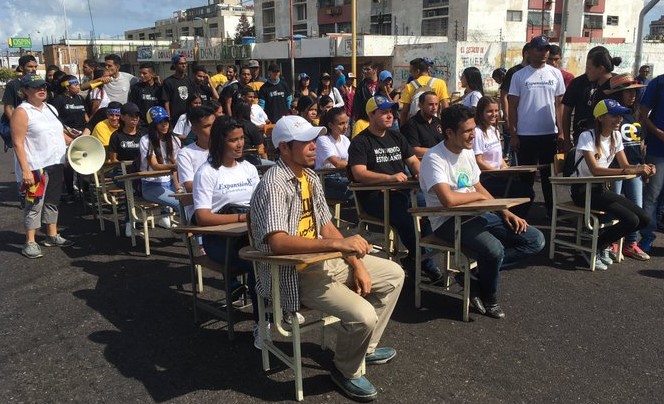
[{"xmin": 5, "ymin": 35, "xmax": 663, "ymax": 401}]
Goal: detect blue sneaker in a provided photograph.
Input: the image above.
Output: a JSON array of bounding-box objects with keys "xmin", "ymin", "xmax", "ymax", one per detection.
[
  {"xmin": 330, "ymin": 367, "xmax": 377, "ymax": 402},
  {"xmin": 365, "ymin": 347, "xmax": 396, "ymax": 365},
  {"xmin": 639, "ymin": 234, "xmax": 656, "ymax": 254}
]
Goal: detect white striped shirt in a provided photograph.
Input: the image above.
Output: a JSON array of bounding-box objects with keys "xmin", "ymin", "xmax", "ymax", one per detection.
[{"xmin": 249, "ymin": 159, "xmax": 332, "ymax": 311}]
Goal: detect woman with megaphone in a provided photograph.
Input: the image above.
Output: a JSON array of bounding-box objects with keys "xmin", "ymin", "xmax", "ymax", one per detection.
[{"xmin": 11, "ymin": 73, "xmax": 75, "ymax": 259}]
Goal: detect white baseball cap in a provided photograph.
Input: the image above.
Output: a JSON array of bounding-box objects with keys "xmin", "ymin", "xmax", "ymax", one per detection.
[{"xmin": 271, "ymin": 115, "xmax": 327, "ymax": 148}]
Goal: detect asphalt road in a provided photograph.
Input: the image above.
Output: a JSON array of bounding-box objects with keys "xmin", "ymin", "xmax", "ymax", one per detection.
[{"xmin": 0, "ymin": 149, "xmax": 663, "ymax": 403}]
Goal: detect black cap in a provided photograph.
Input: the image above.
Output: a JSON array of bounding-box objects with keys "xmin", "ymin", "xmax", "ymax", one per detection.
[
  {"xmin": 121, "ymin": 102, "xmax": 140, "ymax": 116},
  {"xmin": 268, "ymin": 63, "xmax": 280, "ymax": 72}
]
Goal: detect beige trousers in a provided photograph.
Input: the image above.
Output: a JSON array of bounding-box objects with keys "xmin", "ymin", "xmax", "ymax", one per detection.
[{"xmin": 298, "ymin": 255, "xmax": 404, "ymax": 379}]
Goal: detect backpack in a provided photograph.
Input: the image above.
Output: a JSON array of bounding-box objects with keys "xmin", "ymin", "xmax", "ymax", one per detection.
[
  {"xmin": 563, "ymin": 130, "xmax": 595, "ymax": 177},
  {"xmin": 0, "ymin": 114, "xmax": 11, "ymax": 152},
  {"xmin": 409, "ymin": 77, "xmax": 436, "ymax": 118}
]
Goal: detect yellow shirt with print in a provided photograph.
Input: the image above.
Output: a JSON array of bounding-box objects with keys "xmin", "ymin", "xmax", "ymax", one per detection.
[
  {"xmin": 296, "ymin": 175, "xmax": 317, "ymax": 270},
  {"xmin": 399, "ymin": 75, "xmax": 450, "ymax": 106}
]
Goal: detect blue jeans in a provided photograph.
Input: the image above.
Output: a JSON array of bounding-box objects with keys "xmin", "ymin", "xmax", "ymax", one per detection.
[
  {"xmin": 640, "ymin": 154, "xmax": 664, "ymax": 241},
  {"xmin": 141, "ymin": 180, "xmax": 179, "ymax": 211},
  {"xmin": 360, "ymin": 190, "xmax": 438, "ymax": 274},
  {"xmin": 203, "ymin": 234, "xmax": 258, "ymax": 322},
  {"xmin": 324, "ymin": 174, "xmax": 353, "ymax": 202},
  {"xmin": 612, "ymin": 176, "xmax": 643, "ymax": 243},
  {"xmin": 434, "ymin": 212, "xmax": 545, "ymax": 305}
]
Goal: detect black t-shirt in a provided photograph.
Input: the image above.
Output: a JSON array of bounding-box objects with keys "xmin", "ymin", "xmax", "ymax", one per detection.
[
  {"xmin": 2, "ymin": 79, "xmax": 22, "ymax": 108},
  {"xmin": 129, "ymin": 81, "xmax": 162, "ymax": 125},
  {"xmin": 108, "ymin": 129, "xmax": 143, "ymax": 162},
  {"xmin": 258, "ymin": 80, "xmax": 291, "ymax": 122},
  {"xmin": 561, "ymin": 74, "xmax": 612, "ymax": 140},
  {"xmin": 240, "ymin": 119, "xmax": 264, "ymax": 149},
  {"xmin": 500, "ymin": 64, "xmax": 525, "ymax": 93},
  {"xmin": 196, "ymin": 83, "xmax": 215, "ymax": 102},
  {"xmin": 221, "ymin": 81, "xmax": 242, "ymax": 110},
  {"xmin": 348, "ymin": 128, "xmax": 414, "ymax": 203},
  {"xmin": 161, "ymin": 75, "xmax": 195, "ymax": 124},
  {"xmin": 400, "ymin": 112, "xmax": 444, "ymax": 149},
  {"xmin": 52, "ymin": 93, "xmax": 87, "ymax": 131}
]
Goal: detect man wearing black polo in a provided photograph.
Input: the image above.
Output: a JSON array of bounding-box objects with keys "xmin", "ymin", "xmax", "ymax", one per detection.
[{"xmin": 400, "ymin": 91, "xmax": 443, "ymax": 158}]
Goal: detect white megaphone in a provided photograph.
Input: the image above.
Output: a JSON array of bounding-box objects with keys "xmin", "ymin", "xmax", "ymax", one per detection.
[{"xmin": 67, "ymin": 136, "xmax": 106, "ymax": 175}]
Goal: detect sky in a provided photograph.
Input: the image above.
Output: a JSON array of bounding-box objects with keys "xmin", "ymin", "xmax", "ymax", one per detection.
[{"xmin": 2, "ymin": 0, "xmax": 664, "ymax": 51}]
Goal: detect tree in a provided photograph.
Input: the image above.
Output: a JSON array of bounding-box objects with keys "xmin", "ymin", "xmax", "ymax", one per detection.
[
  {"xmin": 234, "ymin": 13, "xmax": 255, "ymax": 44},
  {"xmin": 0, "ymin": 68, "xmax": 17, "ymax": 82}
]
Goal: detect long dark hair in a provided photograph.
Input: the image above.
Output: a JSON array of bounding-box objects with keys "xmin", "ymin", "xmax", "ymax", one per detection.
[
  {"xmin": 462, "ymin": 67, "xmax": 484, "ymax": 95},
  {"xmin": 185, "ymin": 93, "xmax": 203, "ymax": 117},
  {"xmin": 208, "ymin": 116, "xmax": 245, "ymax": 169},
  {"xmin": 147, "ymin": 120, "xmax": 178, "ymax": 164},
  {"xmin": 475, "ymin": 96, "xmax": 499, "ymax": 136},
  {"xmin": 232, "ymin": 101, "xmax": 252, "ymax": 122},
  {"xmin": 593, "ymin": 117, "xmax": 617, "ymax": 160}
]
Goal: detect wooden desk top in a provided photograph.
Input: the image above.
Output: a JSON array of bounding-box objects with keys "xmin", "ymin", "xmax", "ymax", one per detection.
[
  {"xmin": 409, "ymin": 197, "xmax": 530, "ymax": 216},
  {"xmin": 239, "ymin": 246, "xmax": 347, "ymax": 267},
  {"xmin": 483, "ymin": 165, "xmax": 543, "ymax": 174},
  {"xmin": 114, "ymin": 169, "xmax": 172, "ymax": 181},
  {"xmin": 171, "ymin": 222, "xmax": 248, "ymax": 237},
  {"xmin": 349, "ymin": 179, "xmax": 420, "ymax": 191},
  {"xmin": 315, "ymin": 167, "xmax": 346, "ymax": 176},
  {"xmin": 549, "ymin": 174, "xmax": 636, "ymax": 184}
]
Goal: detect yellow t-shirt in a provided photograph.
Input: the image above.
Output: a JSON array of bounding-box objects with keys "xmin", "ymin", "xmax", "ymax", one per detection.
[
  {"xmin": 210, "ymin": 73, "xmax": 228, "ymax": 90},
  {"xmin": 351, "ymin": 119, "xmax": 369, "ymax": 138},
  {"xmin": 399, "ymin": 75, "xmax": 450, "ymax": 106},
  {"xmin": 296, "ymin": 175, "xmax": 316, "ymax": 270},
  {"xmin": 91, "ymin": 119, "xmax": 116, "ymax": 146}
]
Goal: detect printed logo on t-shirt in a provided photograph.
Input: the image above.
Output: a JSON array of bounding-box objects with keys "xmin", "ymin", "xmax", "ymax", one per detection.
[
  {"xmin": 178, "ymin": 86, "xmax": 189, "ymax": 100},
  {"xmin": 374, "ymin": 146, "xmax": 402, "ymax": 164},
  {"xmin": 455, "ymin": 170, "xmax": 473, "ymax": 190},
  {"xmin": 216, "ymin": 178, "xmax": 255, "ymax": 194},
  {"xmin": 120, "ymin": 140, "xmax": 140, "ymax": 149}
]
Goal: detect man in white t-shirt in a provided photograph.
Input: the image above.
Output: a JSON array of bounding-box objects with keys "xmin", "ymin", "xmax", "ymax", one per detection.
[
  {"xmin": 177, "ymin": 105, "xmax": 216, "ymax": 220},
  {"xmin": 508, "ymin": 35, "xmax": 565, "ymax": 216},
  {"xmin": 103, "ymin": 54, "xmax": 138, "ymax": 104},
  {"xmin": 420, "ymin": 104, "xmax": 544, "ymax": 319}
]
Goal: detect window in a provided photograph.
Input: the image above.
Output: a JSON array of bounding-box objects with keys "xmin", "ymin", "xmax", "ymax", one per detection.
[
  {"xmin": 527, "ymin": 11, "xmax": 551, "ymax": 27},
  {"xmin": 139, "ymin": 33, "xmax": 145, "ymax": 40},
  {"xmin": 194, "ymin": 27, "xmax": 204, "ymax": 37},
  {"xmin": 584, "ymin": 14, "xmax": 603, "ymax": 29},
  {"xmin": 423, "ymin": 8, "xmax": 448, "ymax": 18},
  {"xmin": 263, "ymin": 9, "xmax": 275, "ymax": 27},
  {"xmin": 165, "ymin": 29, "xmax": 173, "ymax": 38},
  {"xmin": 263, "ymin": 26, "xmax": 275, "ymax": 42},
  {"xmin": 506, "ymin": 10, "xmax": 522, "ymax": 22},
  {"xmin": 127, "ymin": 34, "xmax": 134, "ymax": 40},
  {"xmin": 423, "ymin": 0, "xmax": 448, "ymax": 7},
  {"xmin": 607, "ymin": 16, "xmax": 619, "ymax": 26},
  {"xmin": 295, "ymin": 4, "xmax": 307, "ymax": 21},
  {"xmin": 370, "ymin": 13, "xmax": 392, "ymax": 35},
  {"xmin": 181, "ymin": 27, "xmax": 190, "ymax": 35},
  {"xmin": 422, "ymin": 18, "xmax": 447, "ymax": 36},
  {"xmin": 293, "ymin": 23, "xmax": 308, "ymax": 36}
]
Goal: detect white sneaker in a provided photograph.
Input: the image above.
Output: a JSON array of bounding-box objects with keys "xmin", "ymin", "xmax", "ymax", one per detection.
[
  {"xmin": 125, "ymin": 222, "xmax": 134, "ymax": 238},
  {"xmin": 283, "ymin": 311, "xmax": 305, "ymax": 325},
  {"xmin": 582, "ymin": 251, "xmax": 608, "ymax": 270},
  {"xmin": 253, "ymin": 322, "xmax": 272, "ymax": 350},
  {"xmin": 598, "ymin": 248, "xmax": 613, "ymax": 265},
  {"xmin": 157, "ymin": 216, "xmax": 171, "ymax": 229}
]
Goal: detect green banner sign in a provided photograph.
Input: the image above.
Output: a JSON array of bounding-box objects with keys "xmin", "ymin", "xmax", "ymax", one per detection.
[{"xmin": 8, "ymin": 37, "xmax": 32, "ymax": 48}]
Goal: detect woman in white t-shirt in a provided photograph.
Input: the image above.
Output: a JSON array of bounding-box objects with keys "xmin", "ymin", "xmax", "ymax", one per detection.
[
  {"xmin": 316, "ymin": 107, "xmax": 352, "ymax": 201},
  {"xmin": 140, "ymin": 106, "xmax": 182, "ymax": 228},
  {"xmin": 473, "ymin": 96, "xmax": 533, "ymax": 217},
  {"xmin": 460, "ymin": 67, "xmax": 483, "ymax": 108},
  {"xmin": 570, "ymin": 99, "xmax": 654, "ymax": 270},
  {"xmin": 192, "ymin": 117, "xmax": 260, "ymax": 335}
]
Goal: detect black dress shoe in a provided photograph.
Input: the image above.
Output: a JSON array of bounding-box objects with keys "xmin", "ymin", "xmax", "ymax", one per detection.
[
  {"xmin": 485, "ymin": 304, "xmax": 506, "ymax": 319},
  {"xmin": 470, "ymin": 296, "xmax": 486, "ymax": 314}
]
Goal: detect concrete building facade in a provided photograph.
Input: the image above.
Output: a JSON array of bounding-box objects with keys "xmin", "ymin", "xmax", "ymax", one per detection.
[{"xmin": 254, "ymin": 0, "xmax": 641, "ymax": 44}]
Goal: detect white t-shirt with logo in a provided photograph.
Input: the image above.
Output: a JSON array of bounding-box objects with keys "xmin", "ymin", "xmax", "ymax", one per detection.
[
  {"xmin": 472, "ymin": 126, "xmax": 503, "ymax": 169},
  {"xmin": 420, "ymin": 141, "xmax": 481, "ymax": 230},
  {"xmin": 508, "ymin": 64, "xmax": 565, "ymax": 136},
  {"xmin": 315, "ymin": 135, "xmax": 350, "ymax": 169},
  {"xmin": 193, "ymin": 160, "xmax": 260, "ymax": 214},
  {"xmin": 139, "ymin": 135, "xmax": 181, "ymax": 183},
  {"xmin": 573, "ymin": 130, "xmax": 624, "ymax": 177}
]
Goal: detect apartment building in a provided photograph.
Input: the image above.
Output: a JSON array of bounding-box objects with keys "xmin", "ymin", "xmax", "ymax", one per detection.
[{"xmin": 254, "ymin": 0, "xmax": 641, "ymax": 44}]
